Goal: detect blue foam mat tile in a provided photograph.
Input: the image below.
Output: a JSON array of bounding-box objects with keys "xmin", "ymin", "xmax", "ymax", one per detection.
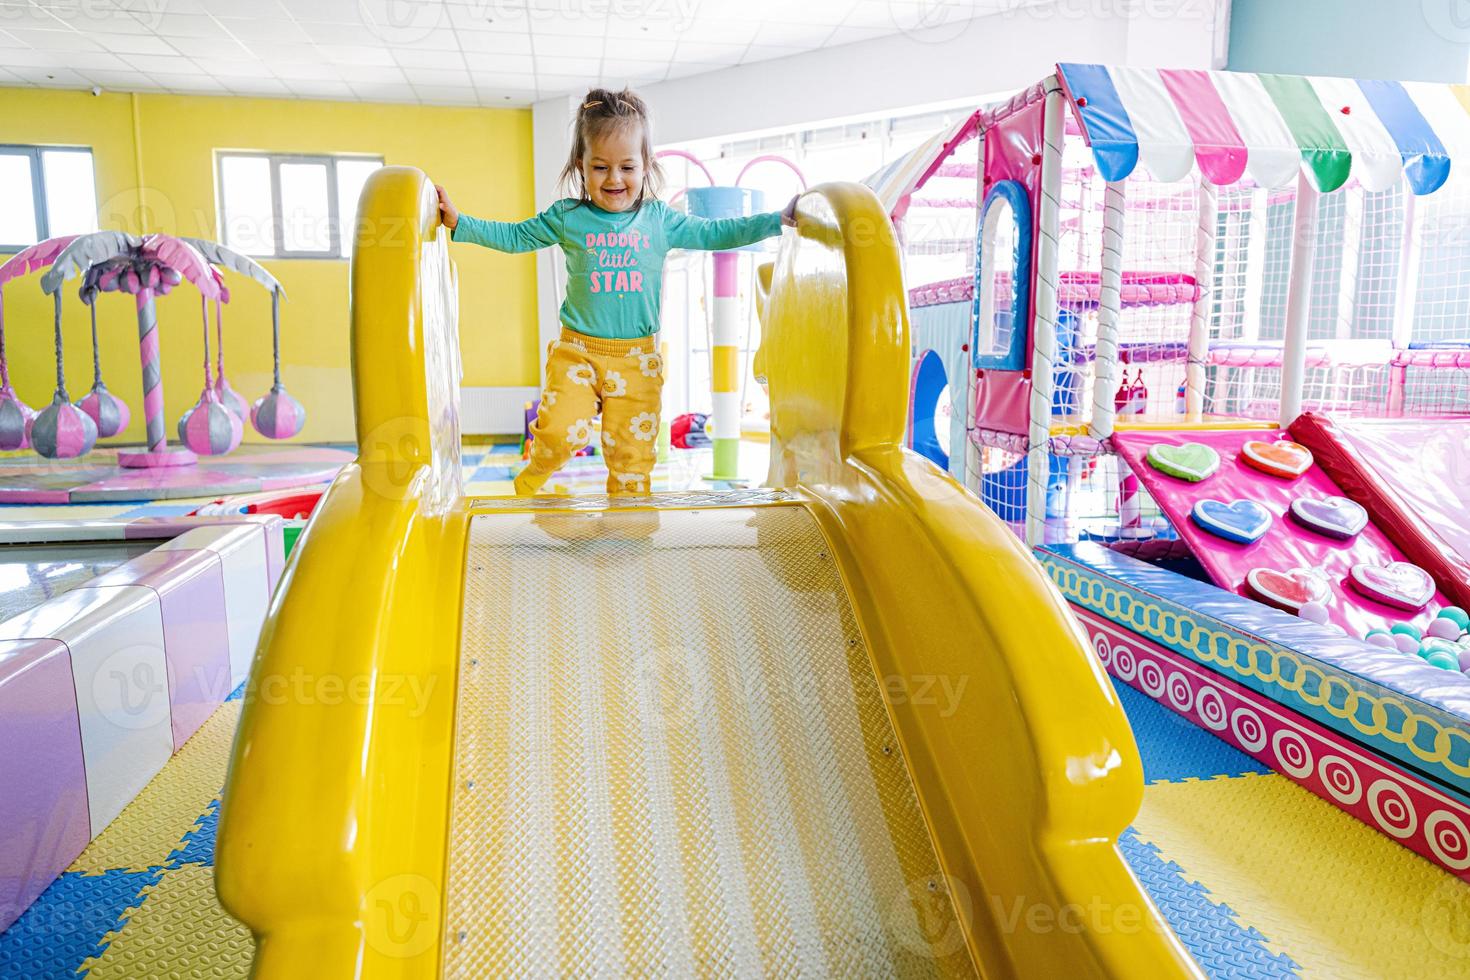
[
  {"xmin": 0, "ymin": 868, "xmax": 160, "ymax": 979},
  {"xmin": 114, "ymin": 503, "xmax": 201, "ymax": 519},
  {"xmin": 167, "ymin": 798, "xmax": 221, "ymax": 869},
  {"xmin": 1113, "ymin": 678, "xmax": 1271, "ymax": 784},
  {"xmin": 227, "ymin": 682, "xmax": 245, "ymax": 702},
  {"xmin": 1119, "ymin": 829, "xmax": 1300, "ymax": 978},
  {"xmin": 469, "ymin": 465, "xmax": 516, "ymax": 483}
]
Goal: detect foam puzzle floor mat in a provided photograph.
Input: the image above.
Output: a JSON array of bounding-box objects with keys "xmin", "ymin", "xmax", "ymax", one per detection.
[{"xmin": 3, "ymin": 444, "xmax": 1468, "ymax": 978}]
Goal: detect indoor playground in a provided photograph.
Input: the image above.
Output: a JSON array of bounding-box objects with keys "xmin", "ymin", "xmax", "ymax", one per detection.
[{"xmin": 3, "ymin": 2, "xmax": 1470, "ymax": 978}]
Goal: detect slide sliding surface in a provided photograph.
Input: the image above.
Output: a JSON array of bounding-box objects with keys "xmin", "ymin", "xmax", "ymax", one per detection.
[
  {"xmin": 217, "ymin": 168, "xmax": 1200, "ymax": 979},
  {"xmin": 447, "ymin": 498, "xmax": 971, "ymax": 977}
]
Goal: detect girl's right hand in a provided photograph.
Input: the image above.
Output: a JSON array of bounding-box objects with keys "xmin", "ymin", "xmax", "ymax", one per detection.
[{"xmin": 435, "ymin": 184, "xmax": 459, "ymax": 231}]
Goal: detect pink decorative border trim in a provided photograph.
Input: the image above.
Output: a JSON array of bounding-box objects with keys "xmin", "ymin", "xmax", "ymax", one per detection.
[{"xmin": 1077, "ymin": 608, "xmax": 1470, "ymax": 881}]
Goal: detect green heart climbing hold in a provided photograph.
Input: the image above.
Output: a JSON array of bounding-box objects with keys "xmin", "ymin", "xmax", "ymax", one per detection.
[{"xmin": 1146, "ymin": 442, "xmax": 1220, "ymax": 483}]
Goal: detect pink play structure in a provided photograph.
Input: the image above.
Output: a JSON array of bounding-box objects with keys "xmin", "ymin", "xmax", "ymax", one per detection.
[{"xmin": 0, "ymin": 232, "xmax": 305, "ymax": 466}]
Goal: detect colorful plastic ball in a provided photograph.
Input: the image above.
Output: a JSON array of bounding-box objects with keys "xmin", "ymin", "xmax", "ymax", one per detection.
[
  {"xmin": 179, "ymin": 391, "xmax": 242, "ymax": 456},
  {"xmin": 1365, "ymin": 632, "xmax": 1396, "ymax": 649},
  {"xmin": 1393, "ymin": 633, "xmax": 1422, "ymax": 655},
  {"xmin": 1390, "ymin": 623, "xmax": 1422, "ymax": 640},
  {"xmin": 1425, "ymin": 617, "xmax": 1461, "ymax": 641},
  {"xmin": 29, "ymin": 393, "xmax": 97, "ymax": 459},
  {"xmin": 1438, "ymin": 607, "xmax": 1470, "ymax": 630},
  {"xmin": 1421, "ymin": 636, "xmax": 1458, "ymax": 656},
  {"xmin": 75, "ymin": 382, "xmax": 130, "ymax": 439},
  {"xmin": 1425, "ymin": 650, "xmax": 1460, "ymax": 671},
  {"xmin": 1297, "ymin": 601, "xmax": 1330, "ymax": 625},
  {"xmin": 0, "ymin": 388, "xmax": 35, "ymax": 451},
  {"xmin": 251, "ymin": 385, "xmax": 306, "ymax": 439},
  {"xmin": 214, "ymin": 376, "xmax": 248, "ymax": 420},
  {"xmin": 1461, "ymin": 647, "xmax": 1470, "ymax": 672}
]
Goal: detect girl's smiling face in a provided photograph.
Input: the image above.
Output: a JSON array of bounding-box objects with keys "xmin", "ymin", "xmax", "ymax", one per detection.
[{"xmin": 580, "ymin": 123, "xmax": 645, "ymax": 213}]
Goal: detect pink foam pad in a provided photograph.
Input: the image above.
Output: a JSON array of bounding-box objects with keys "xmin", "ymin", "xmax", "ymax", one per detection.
[
  {"xmin": 89, "ymin": 550, "xmax": 231, "ymax": 749},
  {"xmin": 1113, "ymin": 428, "xmax": 1450, "ymax": 637},
  {"xmin": 0, "ymin": 638, "xmax": 90, "ymax": 932}
]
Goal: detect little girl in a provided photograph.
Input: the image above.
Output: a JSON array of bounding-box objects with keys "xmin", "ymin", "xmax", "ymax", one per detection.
[{"xmin": 437, "ymin": 88, "xmax": 793, "ymax": 496}]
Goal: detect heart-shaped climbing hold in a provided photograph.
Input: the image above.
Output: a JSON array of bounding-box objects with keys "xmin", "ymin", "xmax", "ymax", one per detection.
[
  {"xmin": 1146, "ymin": 442, "xmax": 1220, "ymax": 482},
  {"xmin": 1191, "ymin": 499, "xmax": 1272, "ymax": 544},
  {"xmin": 1241, "ymin": 439, "xmax": 1313, "ymax": 479},
  {"xmin": 1290, "ymin": 495, "xmax": 1368, "ymax": 539},
  {"xmin": 1349, "ymin": 562, "xmax": 1435, "ymax": 611},
  {"xmin": 1246, "ymin": 566, "xmax": 1330, "ymax": 612}
]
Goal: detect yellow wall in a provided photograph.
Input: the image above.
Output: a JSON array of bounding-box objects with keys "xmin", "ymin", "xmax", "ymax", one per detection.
[{"xmin": 0, "ymin": 88, "xmax": 537, "ymax": 444}]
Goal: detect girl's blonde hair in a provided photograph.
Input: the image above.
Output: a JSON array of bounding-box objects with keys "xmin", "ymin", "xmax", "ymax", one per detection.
[{"xmin": 560, "ymin": 87, "xmax": 665, "ymax": 210}]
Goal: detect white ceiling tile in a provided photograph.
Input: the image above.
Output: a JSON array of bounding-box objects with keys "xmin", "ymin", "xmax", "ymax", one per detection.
[
  {"xmin": 524, "ymin": 10, "xmax": 606, "ymax": 37},
  {"xmin": 206, "ymin": 59, "xmax": 272, "ymax": 77},
  {"xmin": 316, "ymin": 43, "xmax": 397, "ymax": 66},
  {"xmin": 393, "ymin": 47, "xmax": 466, "ymax": 69},
  {"xmin": 532, "ymin": 33, "xmax": 601, "ymax": 58},
  {"xmin": 841, "ymin": 0, "xmax": 904, "ymax": 29},
  {"xmin": 354, "ymin": 0, "xmax": 452, "ymax": 36},
  {"xmin": 159, "ymin": 72, "xmax": 229, "ymax": 90},
  {"xmin": 401, "ymin": 66, "xmax": 472, "ymax": 86},
  {"xmin": 749, "ymin": 21, "xmax": 834, "ymax": 46},
  {"xmin": 119, "ymin": 0, "xmax": 207, "ymax": 18},
  {"xmin": 295, "ymin": 20, "xmax": 381, "ymax": 44},
  {"xmin": 465, "ymin": 53, "xmax": 531, "ymax": 74},
  {"xmin": 1, "ymin": 47, "xmax": 72, "ymax": 66},
  {"xmin": 83, "ymin": 68, "xmax": 171, "ymax": 88},
  {"xmin": 63, "ymin": 50, "xmax": 132, "ymax": 70},
  {"xmin": 604, "ymin": 18, "xmax": 684, "ymax": 42},
  {"xmin": 285, "ymin": 79, "xmax": 357, "ymax": 99},
  {"xmin": 289, "ymin": 0, "xmax": 365, "ymax": 22},
  {"xmin": 824, "ymin": 24, "xmax": 890, "ymax": 46},
  {"xmin": 663, "ymin": 60, "xmax": 725, "ymax": 80},
  {"xmin": 119, "ymin": 53, "xmax": 199, "ymax": 73},
  {"xmin": 410, "ymin": 84, "xmax": 479, "ymax": 104},
  {"xmin": 396, "ymin": 27, "xmax": 461, "ymax": 50},
  {"xmin": 670, "ymin": 41, "xmax": 745, "ymax": 65},
  {"xmin": 740, "ymin": 42, "xmax": 811, "ymax": 63},
  {"xmin": 239, "ymin": 41, "xmax": 319, "ymax": 63},
  {"xmin": 348, "ymin": 81, "xmax": 419, "ymax": 102},
  {"xmin": 22, "ymin": 67, "xmax": 94, "ymax": 87},
  {"xmin": 226, "ymin": 76, "xmax": 293, "ymax": 95},
  {"xmin": 535, "ymin": 73, "xmax": 589, "ymax": 95},
  {"xmin": 600, "ymin": 57, "xmax": 665, "ymax": 76},
  {"xmin": 168, "ymin": 36, "xmax": 251, "ymax": 60},
  {"xmin": 470, "ymin": 69, "xmax": 529, "ymax": 88},
  {"xmin": 0, "ymin": 3, "xmax": 74, "ymax": 30},
  {"xmin": 334, "ymin": 63, "xmax": 408, "ymax": 82},
  {"xmin": 193, "ymin": 0, "xmax": 289, "ymax": 15},
  {"xmin": 97, "ymin": 33, "xmax": 176, "ymax": 54},
  {"xmin": 0, "ymin": 28, "xmax": 25, "ymax": 47},
  {"xmin": 216, "ymin": 18, "xmax": 310, "ymax": 43},
  {"xmin": 604, "ymin": 38, "xmax": 675, "ymax": 61},
  {"xmin": 458, "ymin": 30, "xmax": 533, "ymax": 54},
  {"xmin": 670, "ymin": 19, "xmax": 760, "ymax": 44},
  {"xmin": 5, "ymin": 27, "xmax": 103, "ymax": 51},
  {"xmin": 146, "ymin": 12, "xmax": 232, "ymax": 38},
  {"xmin": 273, "ymin": 61, "xmax": 343, "ymax": 81},
  {"xmin": 535, "ymin": 54, "xmax": 600, "ymax": 75}
]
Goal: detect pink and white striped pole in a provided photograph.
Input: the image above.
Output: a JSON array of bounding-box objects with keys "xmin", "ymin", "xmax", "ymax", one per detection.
[
  {"xmin": 1118, "ymin": 467, "xmax": 1142, "ymax": 536},
  {"xmin": 118, "ymin": 285, "xmax": 195, "ymax": 468}
]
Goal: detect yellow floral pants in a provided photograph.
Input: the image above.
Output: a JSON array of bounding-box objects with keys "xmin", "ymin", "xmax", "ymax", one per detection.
[{"xmin": 515, "ymin": 327, "xmax": 664, "ymax": 496}]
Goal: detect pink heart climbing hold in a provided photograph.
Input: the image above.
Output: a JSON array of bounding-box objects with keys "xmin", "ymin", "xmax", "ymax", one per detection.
[{"xmin": 1349, "ymin": 562, "xmax": 1435, "ymax": 611}]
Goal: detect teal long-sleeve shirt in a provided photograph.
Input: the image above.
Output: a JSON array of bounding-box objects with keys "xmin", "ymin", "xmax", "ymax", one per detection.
[{"xmin": 451, "ymin": 198, "xmax": 782, "ymax": 339}]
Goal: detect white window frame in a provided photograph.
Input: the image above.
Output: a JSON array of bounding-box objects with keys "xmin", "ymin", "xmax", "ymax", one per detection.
[
  {"xmin": 215, "ymin": 151, "xmax": 384, "ymax": 260},
  {"xmin": 0, "ymin": 144, "xmax": 97, "ymax": 252}
]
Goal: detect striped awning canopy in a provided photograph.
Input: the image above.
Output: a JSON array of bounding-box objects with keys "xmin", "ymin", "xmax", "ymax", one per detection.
[
  {"xmin": 1057, "ymin": 63, "xmax": 1469, "ymax": 194},
  {"xmin": 864, "ymin": 112, "xmax": 977, "ymax": 215}
]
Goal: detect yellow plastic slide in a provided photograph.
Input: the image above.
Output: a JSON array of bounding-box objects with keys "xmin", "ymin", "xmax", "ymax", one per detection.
[{"xmin": 216, "ymin": 168, "xmax": 1200, "ymax": 979}]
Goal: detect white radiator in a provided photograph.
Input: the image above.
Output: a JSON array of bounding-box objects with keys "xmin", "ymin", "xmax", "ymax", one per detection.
[{"xmin": 460, "ymin": 386, "xmax": 540, "ymax": 435}]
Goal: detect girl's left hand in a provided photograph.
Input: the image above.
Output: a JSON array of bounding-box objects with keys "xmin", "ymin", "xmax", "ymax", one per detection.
[{"xmin": 781, "ymin": 194, "xmax": 798, "ymax": 227}]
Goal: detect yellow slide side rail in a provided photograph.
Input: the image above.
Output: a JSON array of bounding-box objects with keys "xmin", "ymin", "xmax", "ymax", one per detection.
[
  {"xmin": 216, "ymin": 167, "xmax": 466, "ymax": 978},
  {"xmin": 757, "ymin": 183, "xmax": 1200, "ymax": 979}
]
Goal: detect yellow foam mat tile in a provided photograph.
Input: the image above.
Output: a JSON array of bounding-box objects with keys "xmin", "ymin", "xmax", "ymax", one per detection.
[
  {"xmin": 69, "ymin": 701, "xmax": 241, "ymax": 874},
  {"xmin": 80, "ymin": 863, "xmax": 253, "ymax": 979},
  {"xmin": 1135, "ymin": 772, "xmax": 1470, "ymax": 978}
]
